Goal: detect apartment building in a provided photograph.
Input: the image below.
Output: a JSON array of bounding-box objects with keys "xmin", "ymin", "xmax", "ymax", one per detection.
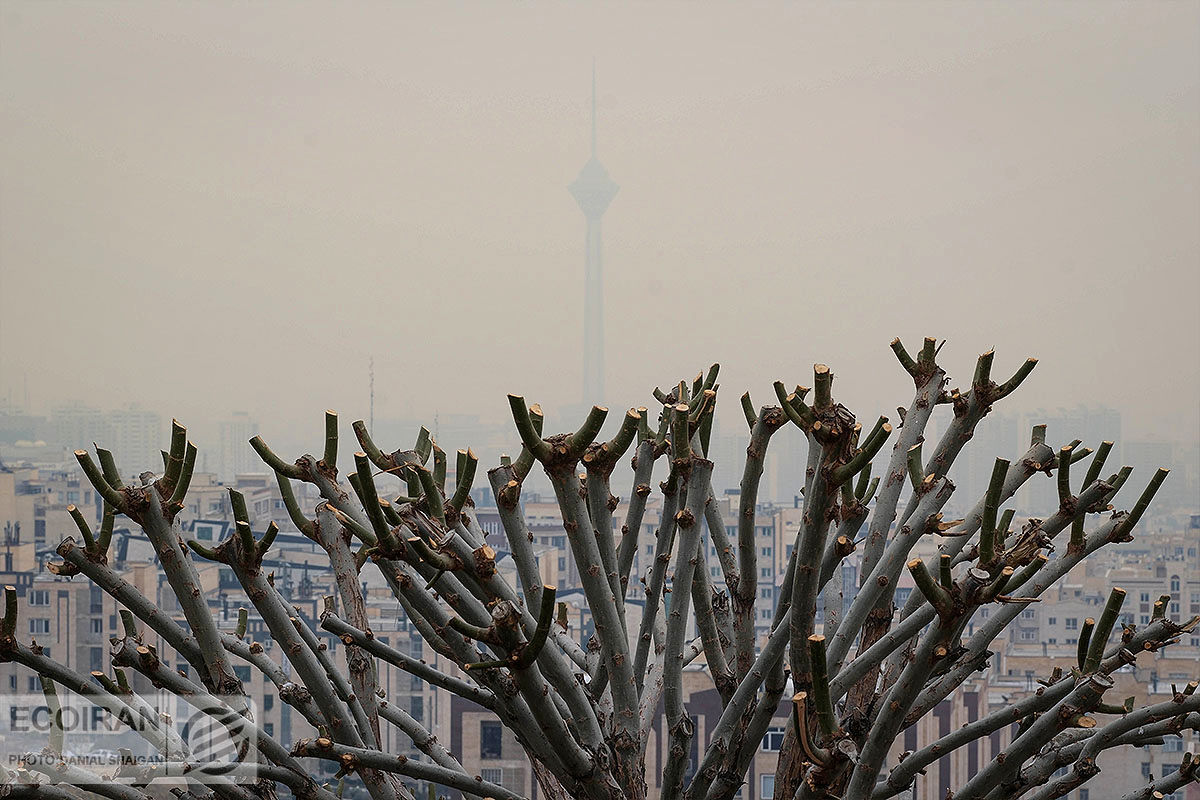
[{"xmin": 0, "ymin": 439, "xmax": 1193, "ymax": 800}]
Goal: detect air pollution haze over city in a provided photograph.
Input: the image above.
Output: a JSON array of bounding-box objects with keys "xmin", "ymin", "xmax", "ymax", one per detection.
[
  {"xmin": 1, "ymin": 2, "xmax": 1198, "ymax": 463},
  {"xmin": 4, "ymin": 6, "xmax": 1200, "ymax": 800}
]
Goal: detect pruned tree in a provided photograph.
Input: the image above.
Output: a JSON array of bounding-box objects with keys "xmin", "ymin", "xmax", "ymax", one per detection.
[{"xmin": 1, "ymin": 338, "xmax": 1195, "ymax": 800}]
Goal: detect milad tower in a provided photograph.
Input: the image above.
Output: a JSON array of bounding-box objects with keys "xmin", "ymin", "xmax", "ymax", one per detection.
[{"xmin": 568, "ymin": 67, "xmax": 618, "ymax": 405}]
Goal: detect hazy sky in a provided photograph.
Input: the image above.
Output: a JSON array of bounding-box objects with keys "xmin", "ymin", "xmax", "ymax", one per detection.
[{"xmin": 2, "ymin": 2, "xmax": 1198, "ymax": 460}]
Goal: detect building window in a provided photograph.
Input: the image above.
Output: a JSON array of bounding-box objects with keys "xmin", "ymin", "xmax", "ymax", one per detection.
[
  {"xmin": 761, "ymin": 726, "xmax": 786, "ymax": 751},
  {"xmin": 90, "ymin": 647, "xmax": 104, "ymax": 671},
  {"xmin": 480, "ymin": 768, "xmax": 503, "ymax": 786},
  {"xmin": 1164, "ymin": 736, "xmax": 1183, "ymax": 752},
  {"xmin": 263, "ymin": 694, "xmax": 274, "ymax": 711},
  {"xmin": 28, "ymin": 591, "xmax": 49, "ymax": 607},
  {"xmin": 410, "ymin": 696, "xmax": 423, "ymax": 724},
  {"xmin": 1048, "ymin": 617, "xmax": 1057, "ymax": 625},
  {"xmin": 264, "ymin": 723, "xmax": 274, "ymax": 737},
  {"xmin": 761, "ymin": 774, "xmax": 776, "ymax": 799},
  {"xmin": 481, "ymin": 720, "xmax": 502, "ymax": 759},
  {"xmin": 234, "ymin": 666, "xmax": 252, "ymax": 683},
  {"xmin": 90, "ymin": 618, "xmax": 103, "ymax": 634},
  {"xmin": 28, "ymin": 619, "xmax": 50, "ymax": 635},
  {"xmin": 1170, "ymin": 576, "xmax": 1180, "ymax": 592},
  {"xmin": 1065, "ymin": 618, "xmax": 1078, "ymax": 630}
]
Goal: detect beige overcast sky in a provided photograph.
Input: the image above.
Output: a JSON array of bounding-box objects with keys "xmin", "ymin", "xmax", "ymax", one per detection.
[{"xmin": 1, "ymin": 2, "xmax": 1197, "ymax": 456}]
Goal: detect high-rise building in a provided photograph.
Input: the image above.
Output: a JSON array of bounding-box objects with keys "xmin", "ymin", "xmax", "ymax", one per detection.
[
  {"xmin": 48, "ymin": 404, "xmax": 108, "ymax": 456},
  {"xmin": 1022, "ymin": 406, "xmax": 1121, "ymax": 513},
  {"xmin": 50, "ymin": 404, "xmax": 162, "ymax": 477},
  {"xmin": 107, "ymin": 405, "xmax": 162, "ymax": 474},
  {"xmin": 218, "ymin": 411, "xmax": 259, "ymax": 480},
  {"xmin": 949, "ymin": 410, "xmax": 1021, "ymax": 515},
  {"xmin": 568, "ymin": 66, "xmax": 618, "ymax": 406}
]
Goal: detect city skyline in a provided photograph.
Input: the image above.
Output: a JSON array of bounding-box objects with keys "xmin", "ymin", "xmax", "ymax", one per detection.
[{"xmin": 3, "ymin": 397, "xmax": 1199, "ymax": 516}]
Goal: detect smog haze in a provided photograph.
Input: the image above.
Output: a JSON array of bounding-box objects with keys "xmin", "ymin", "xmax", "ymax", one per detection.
[{"xmin": 2, "ymin": 2, "xmax": 1197, "ymax": 462}]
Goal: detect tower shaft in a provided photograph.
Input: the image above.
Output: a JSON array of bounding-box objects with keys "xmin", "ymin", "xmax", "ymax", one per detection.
[{"xmin": 583, "ymin": 217, "xmax": 604, "ymax": 402}]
